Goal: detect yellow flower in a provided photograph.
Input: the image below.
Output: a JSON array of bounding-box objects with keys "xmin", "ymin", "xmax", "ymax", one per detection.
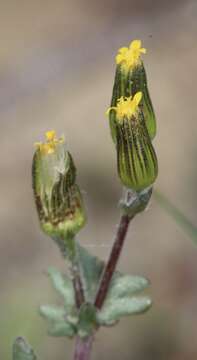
[
  {"xmin": 106, "ymin": 92, "xmax": 142, "ymax": 121},
  {"xmin": 35, "ymin": 130, "xmax": 64, "ymax": 155},
  {"xmin": 45, "ymin": 130, "xmax": 56, "ymax": 141},
  {"xmin": 116, "ymin": 40, "xmax": 146, "ymax": 71}
]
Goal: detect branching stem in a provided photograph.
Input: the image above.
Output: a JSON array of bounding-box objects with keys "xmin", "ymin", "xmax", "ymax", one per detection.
[
  {"xmin": 73, "ymin": 189, "xmax": 139, "ymax": 360},
  {"xmin": 94, "ymin": 213, "xmax": 133, "ymax": 309}
]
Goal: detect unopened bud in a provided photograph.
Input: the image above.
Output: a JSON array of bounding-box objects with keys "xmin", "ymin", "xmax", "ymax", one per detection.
[{"xmin": 107, "ymin": 93, "xmax": 158, "ymax": 191}]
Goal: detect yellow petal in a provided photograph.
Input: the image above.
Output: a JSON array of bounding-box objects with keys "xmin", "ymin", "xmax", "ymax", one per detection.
[
  {"xmin": 140, "ymin": 48, "xmax": 147, "ymax": 54},
  {"xmin": 130, "ymin": 40, "xmax": 141, "ymax": 50},
  {"xmin": 46, "ymin": 130, "xmax": 56, "ymax": 142},
  {"xmin": 118, "ymin": 47, "xmax": 129, "ymax": 54},
  {"xmin": 34, "ymin": 131, "xmax": 65, "ymax": 155},
  {"xmin": 116, "ymin": 53, "xmax": 125, "ymax": 64},
  {"xmin": 133, "ymin": 91, "xmax": 142, "ymax": 107}
]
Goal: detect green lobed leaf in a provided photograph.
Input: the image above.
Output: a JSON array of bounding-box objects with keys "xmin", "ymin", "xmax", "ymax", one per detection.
[
  {"xmin": 42, "ymin": 246, "xmax": 152, "ymax": 334},
  {"xmin": 75, "ymin": 245, "xmax": 152, "ymax": 327},
  {"xmin": 154, "ymin": 190, "xmax": 197, "ymax": 244},
  {"xmin": 47, "ymin": 267, "xmax": 75, "ymax": 309},
  {"xmin": 76, "ymin": 244, "xmax": 104, "ymax": 302},
  {"xmin": 39, "ymin": 305, "xmax": 76, "ymax": 338},
  {"xmin": 39, "ymin": 304, "xmax": 65, "ymax": 322},
  {"xmin": 97, "ymin": 297, "xmax": 152, "ymax": 325},
  {"xmin": 106, "ymin": 274, "xmax": 150, "ymax": 301},
  {"xmin": 12, "ymin": 337, "xmax": 37, "ymax": 360},
  {"xmin": 47, "ymin": 320, "xmax": 76, "ymax": 337}
]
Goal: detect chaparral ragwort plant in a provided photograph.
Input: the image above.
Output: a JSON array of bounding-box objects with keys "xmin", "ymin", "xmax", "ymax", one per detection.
[{"xmin": 13, "ymin": 39, "xmax": 158, "ymax": 360}]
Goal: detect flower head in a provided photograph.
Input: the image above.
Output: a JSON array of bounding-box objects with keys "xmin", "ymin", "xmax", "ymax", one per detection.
[
  {"xmin": 110, "ymin": 40, "xmax": 156, "ymax": 140},
  {"xmin": 107, "ymin": 92, "xmax": 142, "ymax": 122},
  {"xmin": 32, "ymin": 131, "xmax": 86, "ymax": 240},
  {"xmin": 106, "ymin": 91, "xmax": 158, "ymax": 191},
  {"xmin": 116, "ymin": 40, "xmax": 146, "ymax": 71},
  {"xmin": 35, "ymin": 130, "xmax": 64, "ymax": 155}
]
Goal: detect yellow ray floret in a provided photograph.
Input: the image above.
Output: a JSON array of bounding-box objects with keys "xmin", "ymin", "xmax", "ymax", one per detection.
[
  {"xmin": 35, "ymin": 130, "xmax": 64, "ymax": 155},
  {"xmin": 106, "ymin": 92, "xmax": 142, "ymax": 121},
  {"xmin": 116, "ymin": 40, "xmax": 146, "ymax": 70}
]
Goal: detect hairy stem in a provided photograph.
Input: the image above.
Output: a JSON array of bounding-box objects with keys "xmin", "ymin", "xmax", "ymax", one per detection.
[
  {"xmin": 70, "ymin": 239, "xmax": 85, "ymax": 308},
  {"xmin": 55, "ymin": 236, "xmax": 85, "ymax": 308},
  {"xmin": 73, "ymin": 336, "xmax": 94, "ymax": 360},
  {"xmin": 72, "ymin": 264, "xmax": 85, "ymax": 308},
  {"xmin": 94, "ymin": 213, "xmax": 133, "ymax": 309}
]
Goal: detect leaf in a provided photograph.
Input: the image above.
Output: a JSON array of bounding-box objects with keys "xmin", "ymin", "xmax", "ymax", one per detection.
[
  {"xmin": 42, "ymin": 248, "xmax": 152, "ymax": 335},
  {"xmin": 154, "ymin": 190, "xmax": 197, "ymax": 244},
  {"xmin": 76, "ymin": 244, "xmax": 104, "ymax": 302},
  {"xmin": 97, "ymin": 297, "xmax": 152, "ymax": 325},
  {"xmin": 76, "ymin": 245, "xmax": 151, "ymax": 328},
  {"xmin": 47, "ymin": 267, "xmax": 75, "ymax": 309},
  {"xmin": 39, "ymin": 305, "xmax": 76, "ymax": 338},
  {"xmin": 106, "ymin": 274, "xmax": 150, "ymax": 300},
  {"xmin": 101, "ymin": 273, "xmax": 150, "ymax": 326},
  {"xmin": 47, "ymin": 320, "xmax": 76, "ymax": 337},
  {"xmin": 39, "ymin": 305, "xmax": 65, "ymax": 322},
  {"xmin": 12, "ymin": 337, "xmax": 37, "ymax": 360}
]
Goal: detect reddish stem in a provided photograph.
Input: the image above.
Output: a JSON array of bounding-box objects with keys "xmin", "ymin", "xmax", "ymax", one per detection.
[
  {"xmin": 94, "ymin": 214, "xmax": 132, "ymax": 309},
  {"xmin": 73, "ymin": 336, "xmax": 94, "ymax": 360},
  {"xmin": 73, "ymin": 273, "xmax": 85, "ymax": 308}
]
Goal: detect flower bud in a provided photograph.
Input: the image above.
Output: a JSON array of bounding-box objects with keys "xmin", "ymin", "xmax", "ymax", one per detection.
[
  {"xmin": 32, "ymin": 131, "xmax": 86, "ymax": 239},
  {"xmin": 107, "ymin": 93, "xmax": 158, "ymax": 191},
  {"xmin": 110, "ymin": 40, "xmax": 156, "ymax": 141}
]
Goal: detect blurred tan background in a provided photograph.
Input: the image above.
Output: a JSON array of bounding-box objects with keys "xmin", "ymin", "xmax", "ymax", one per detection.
[{"xmin": 0, "ymin": 0, "xmax": 197, "ymax": 359}]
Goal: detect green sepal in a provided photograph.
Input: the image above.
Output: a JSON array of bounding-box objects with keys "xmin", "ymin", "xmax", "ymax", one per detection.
[
  {"xmin": 110, "ymin": 63, "xmax": 156, "ymax": 141},
  {"xmin": 12, "ymin": 338, "xmax": 37, "ymax": 360},
  {"xmin": 120, "ymin": 187, "xmax": 153, "ymax": 218},
  {"xmin": 109, "ymin": 65, "xmax": 125, "ymax": 143},
  {"xmin": 116, "ymin": 111, "xmax": 158, "ymax": 191},
  {"xmin": 32, "ymin": 145, "xmax": 86, "ymax": 241},
  {"xmin": 129, "ymin": 63, "xmax": 156, "ymax": 140}
]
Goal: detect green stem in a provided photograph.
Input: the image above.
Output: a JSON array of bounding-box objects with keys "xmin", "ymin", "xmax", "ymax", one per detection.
[
  {"xmin": 54, "ymin": 235, "xmax": 85, "ymax": 308},
  {"xmin": 154, "ymin": 189, "xmax": 197, "ymax": 244},
  {"xmin": 71, "ymin": 261, "xmax": 85, "ymax": 308}
]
